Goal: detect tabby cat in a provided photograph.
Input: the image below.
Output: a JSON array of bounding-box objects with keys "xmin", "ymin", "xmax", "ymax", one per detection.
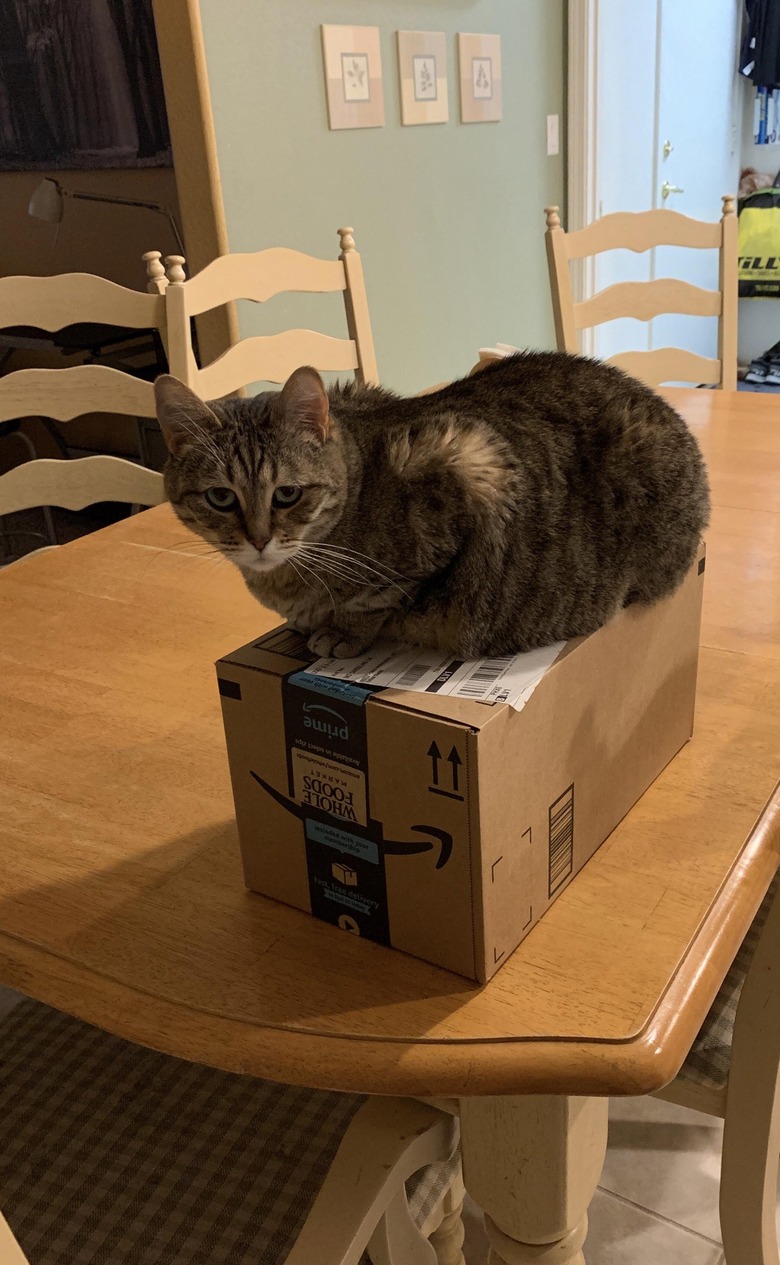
[{"xmin": 155, "ymin": 353, "xmax": 709, "ymax": 658}]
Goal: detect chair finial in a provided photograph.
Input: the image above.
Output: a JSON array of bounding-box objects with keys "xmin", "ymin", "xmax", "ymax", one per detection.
[
  {"xmin": 142, "ymin": 250, "xmax": 166, "ymax": 293},
  {"xmin": 338, "ymin": 226, "xmax": 356, "ymax": 255},
  {"xmin": 722, "ymin": 194, "xmax": 736, "ymax": 218},
  {"xmin": 165, "ymin": 255, "xmax": 187, "ymax": 285},
  {"xmin": 545, "ymin": 206, "xmax": 561, "ymax": 229}
]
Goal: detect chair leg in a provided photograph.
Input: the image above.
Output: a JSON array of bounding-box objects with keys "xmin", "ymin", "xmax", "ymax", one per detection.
[
  {"xmin": 9, "ymin": 430, "xmax": 57, "ymax": 545},
  {"xmin": 284, "ymin": 1098, "xmax": 458, "ymax": 1265},
  {"xmin": 719, "ymin": 874, "xmax": 780, "ymax": 1265},
  {"xmin": 39, "ymin": 418, "xmax": 70, "ymax": 460},
  {"xmin": 720, "ymin": 1075, "xmax": 780, "ymax": 1265},
  {"xmin": 135, "ymin": 417, "xmax": 151, "ymax": 468},
  {"xmin": 428, "ymin": 1183, "xmax": 466, "ymax": 1265},
  {"xmin": 367, "ymin": 1188, "xmax": 437, "ymax": 1265}
]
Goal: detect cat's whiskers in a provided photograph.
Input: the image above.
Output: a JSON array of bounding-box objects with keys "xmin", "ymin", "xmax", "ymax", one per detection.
[
  {"xmin": 296, "ymin": 542, "xmax": 395, "ymax": 581},
  {"xmin": 291, "ymin": 554, "xmax": 336, "ymax": 613},
  {"xmin": 296, "ymin": 544, "xmax": 412, "ymax": 600},
  {"xmin": 294, "ymin": 546, "xmax": 385, "ymax": 591},
  {"xmin": 302, "ymin": 541, "xmax": 409, "ymax": 582},
  {"xmin": 146, "ymin": 537, "xmax": 225, "ymax": 565}
]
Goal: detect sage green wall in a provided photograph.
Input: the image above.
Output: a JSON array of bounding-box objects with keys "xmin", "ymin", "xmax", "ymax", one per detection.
[{"xmin": 198, "ymin": 0, "xmax": 564, "ymax": 393}]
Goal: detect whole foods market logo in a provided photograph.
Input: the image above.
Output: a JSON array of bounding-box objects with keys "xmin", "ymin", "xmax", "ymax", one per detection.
[{"xmin": 302, "ymin": 702, "xmax": 349, "ymax": 742}]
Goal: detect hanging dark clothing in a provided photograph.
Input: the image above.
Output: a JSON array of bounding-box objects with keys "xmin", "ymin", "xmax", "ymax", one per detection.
[{"xmin": 741, "ymin": 0, "xmax": 780, "ymax": 88}]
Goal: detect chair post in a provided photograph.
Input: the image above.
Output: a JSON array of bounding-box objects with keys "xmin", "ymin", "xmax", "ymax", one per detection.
[
  {"xmin": 720, "ymin": 864, "xmax": 780, "ymax": 1265},
  {"xmin": 719, "ymin": 194, "xmax": 738, "ymax": 392},
  {"xmin": 544, "ymin": 207, "xmax": 579, "ymax": 355},
  {"xmin": 338, "ymin": 226, "xmax": 379, "ymax": 385},
  {"xmin": 163, "ymin": 255, "xmax": 199, "ymax": 390},
  {"xmin": 143, "ymin": 251, "xmax": 168, "ymax": 296}
]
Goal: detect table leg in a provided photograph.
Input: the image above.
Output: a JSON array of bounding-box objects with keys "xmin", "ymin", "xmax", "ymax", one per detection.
[{"xmin": 459, "ymin": 1096, "xmax": 609, "ymax": 1264}]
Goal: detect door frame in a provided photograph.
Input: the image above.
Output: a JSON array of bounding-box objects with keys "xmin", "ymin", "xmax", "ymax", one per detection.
[
  {"xmin": 566, "ymin": 0, "xmax": 599, "ymax": 351},
  {"xmin": 152, "ymin": 0, "xmax": 237, "ymax": 364}
]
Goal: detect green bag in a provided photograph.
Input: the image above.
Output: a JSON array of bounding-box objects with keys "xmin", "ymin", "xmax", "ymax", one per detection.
[{"xmin": 739, "ymin": 173, "xmax": 780, "ymax": 297}]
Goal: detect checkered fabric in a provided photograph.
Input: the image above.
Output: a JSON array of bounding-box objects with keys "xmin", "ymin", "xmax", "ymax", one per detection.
[
  {"xmin": 0, "ymin": 1000, "xmax": 456, "ymax": 1264},
  {"xmin": 679, "ymin": 871, "xmax": 780, "ymax": 1090}
]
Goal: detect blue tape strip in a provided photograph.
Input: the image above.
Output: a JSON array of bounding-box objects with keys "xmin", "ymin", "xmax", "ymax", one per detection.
[{"xmin": 288, "ymin": 670, "xmax": 375, "ymax": 706}]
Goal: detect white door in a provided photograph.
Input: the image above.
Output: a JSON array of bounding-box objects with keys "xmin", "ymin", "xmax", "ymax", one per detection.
[
  {"xmin": 593, "ymin": 0, "xmax": 658, "ymax": 361},
  {"xmin": 652, "ymin": 0, "xmax": 740, "ymax": 360},
  {"xmin": 588, "ymin": 0, "xmax": 740, "ymax": 365}
]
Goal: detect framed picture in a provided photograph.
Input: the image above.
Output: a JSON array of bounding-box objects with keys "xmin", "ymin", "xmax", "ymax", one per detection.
[
  {"xmin": 396, "ymin": 30, "xmax": 448, "ymax": 126},
  {"xmin": 321, "ymin": 25, "xmax": 384, "ymax": 130},
  {"xmin": 458, "ymin": 33, "xmax": 502, "ymax": 123}
]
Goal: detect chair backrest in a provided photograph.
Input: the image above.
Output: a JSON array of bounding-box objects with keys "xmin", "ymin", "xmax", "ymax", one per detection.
[
  {"xmin": 0, "ymin": 456, "xmax": 164, "ymax": 517},
  {"xmin": 160, "ymin": 226, "xmax": 378, "ymax": 398},
  {"xmin": 0, "ymin": 268, "xmax": 168, "ymax": 425},
  {"xmin": 544, "ymin": 198, "xmax": 738, "ymax": 390}
]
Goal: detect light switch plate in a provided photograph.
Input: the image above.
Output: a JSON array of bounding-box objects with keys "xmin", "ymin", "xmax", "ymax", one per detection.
[{"xmin": 546, "ymin": 113, "xmax": 560, "ymax": 156}]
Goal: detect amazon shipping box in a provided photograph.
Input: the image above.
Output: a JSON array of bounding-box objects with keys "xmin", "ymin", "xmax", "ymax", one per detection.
[{"xmin": 217, "ymin": 549, "xmax": 705, "ymax": 982}]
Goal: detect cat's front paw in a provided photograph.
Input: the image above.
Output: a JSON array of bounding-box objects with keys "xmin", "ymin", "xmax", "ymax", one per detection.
[{"xmin": 307, "ymin": 627, "xmax": 370, "ymax": 658}]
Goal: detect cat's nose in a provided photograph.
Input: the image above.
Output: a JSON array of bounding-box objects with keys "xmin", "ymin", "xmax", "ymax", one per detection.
[{"xmin": 250, "ymin": 536, "xmax": 269, "ymax": 554}]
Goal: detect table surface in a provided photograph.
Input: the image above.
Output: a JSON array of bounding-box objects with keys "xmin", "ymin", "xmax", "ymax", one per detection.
[{"xmin": 1, "ymin": 387, "xmax": 778, "ymax": 1098}]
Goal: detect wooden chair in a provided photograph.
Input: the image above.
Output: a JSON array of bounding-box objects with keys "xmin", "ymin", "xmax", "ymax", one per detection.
[
  {"xmin": 0, "ymin": 998, "xmax": 464, "ymax": 1265},
  {"xmin": 0, "ymin": 267, "xmax": 169, "ymax": 544},
  {"xmin": 544, "ymin": 199, "xmax": 738, "ymax": 389},
  {"xmin": 654, "ymin": 865, "xmax": 780, "ymax": 1265},
  {"xmin": 0, "ymin": 454, "xmax": 164, "ymax": 564},
  {"xmin": 159, "ymin": 226, "xmax": 378, "ymax": 397}
]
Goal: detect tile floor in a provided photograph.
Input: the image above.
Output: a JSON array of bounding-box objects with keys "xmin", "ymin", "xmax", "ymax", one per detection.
[{"xmin": 1, "ymin": 984, "xmax": 776, "ymax": 1263}]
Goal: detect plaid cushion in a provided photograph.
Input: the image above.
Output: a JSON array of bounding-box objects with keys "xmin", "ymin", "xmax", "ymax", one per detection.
[
  {"xmin": 0, "ymin": 1000, "xmax": 456, "ymax": 1264},
  {"xmin": 679, "ymin": 871, "xmax": 780, "ymax": 1090}
]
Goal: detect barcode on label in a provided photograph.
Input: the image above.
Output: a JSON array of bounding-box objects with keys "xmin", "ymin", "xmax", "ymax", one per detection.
[
  {"xmin": 456, "ymin": 657, "xmax": 513, "ymax": 698},
  {"xmin": 548, "ymin": 784, "xmax": 574, "ymax": 896},
  {"xmin": 394, "ymin": 662, "xmax": 430, "ymax": 690}
]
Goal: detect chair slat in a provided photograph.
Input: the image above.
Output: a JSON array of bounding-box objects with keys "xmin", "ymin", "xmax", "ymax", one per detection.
[
  {"xmin": 0, "ymin": 456, "xmax": 164, "ymax": 516},
  {"xmin": 197, "ymin": 330, "xmax": 359, "ymax": 397},
  {"xmin": 0, "ymin": 365, "xmax": 156, "ymax": 423},
  {"xmin": 608, "ymin": 347, "xmax": 721, "ymax": 388},
  {"xmin": 574, "ymin": 279, "xmax": 722, "ymax": 330},
  {"xmin": 565, "ymin": 210, "xmax": 722, "ymax": 260},
  {"xmin": 181, "ymin": 249, "xmax": 348, "ymax": 317},
  {"xmin": 0, "ymin": 273, "xmax": 164, "ymax": 332}
]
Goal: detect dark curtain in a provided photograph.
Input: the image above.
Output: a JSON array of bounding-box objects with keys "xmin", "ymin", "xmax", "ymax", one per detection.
[{"xmin": 0, "ymin": 0, "xmax": 171, "ymax": 169}]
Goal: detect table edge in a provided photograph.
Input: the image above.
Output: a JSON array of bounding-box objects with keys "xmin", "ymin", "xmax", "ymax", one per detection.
[{"xmin": 2, "ymin": 786, "xmax": 777, "ymax": 1097}]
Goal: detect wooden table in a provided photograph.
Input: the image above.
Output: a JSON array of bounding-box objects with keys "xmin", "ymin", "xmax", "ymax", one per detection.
[{"xmin": 1, "ymin": 387, "xmax": 778, "ymax": 1264}]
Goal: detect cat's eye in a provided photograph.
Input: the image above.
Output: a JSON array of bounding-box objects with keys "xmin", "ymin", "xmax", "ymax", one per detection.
[
  {"xmin": 272, "ymin": 485, "xmax": 303, "ymax": 508},
  {"xmin": 204, "ymin": 487, "xmax": 238, "ymax": 512}
]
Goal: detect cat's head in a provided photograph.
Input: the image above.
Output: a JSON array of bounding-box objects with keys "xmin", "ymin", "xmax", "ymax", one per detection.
[{"xmin": 155, "ymin": 367, "xmax": 347, "ymax": 573}]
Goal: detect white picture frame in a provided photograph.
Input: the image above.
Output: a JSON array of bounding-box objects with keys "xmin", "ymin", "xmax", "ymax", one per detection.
[
  {"xmin": 321, "ymin": 25, "xmax": 384, "ymax": 130},
  {"xmin": 458, "ymin": 33, "xmax": 502, "ymax": 123},
  {"xmin": 397, "ymin": 30, "xmax": 449, "ymax": 126}
]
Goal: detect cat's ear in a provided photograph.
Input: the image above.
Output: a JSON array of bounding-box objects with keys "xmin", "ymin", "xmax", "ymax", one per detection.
[
  {"xmin": 278, "ymin": 366, "xmax": 330, "ymax": 442},
  {"xmin": 154, "ymin": 375, "xmax": 221, "ymax": 456}
]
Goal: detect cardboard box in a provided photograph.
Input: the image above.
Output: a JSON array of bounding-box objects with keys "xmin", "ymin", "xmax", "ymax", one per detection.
[{"xmin": 217, "ymin": 550, "xmax": 705, "ymax": 982}]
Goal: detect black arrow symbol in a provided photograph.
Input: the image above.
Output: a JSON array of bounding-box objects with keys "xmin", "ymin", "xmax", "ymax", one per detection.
[
  {"xmin": 447, "ymin": 745, "xmax": 462, "ymax": 792},
  {"xmin": 427, "ymin": 740, "xmax": 441, "ymax": 785}
]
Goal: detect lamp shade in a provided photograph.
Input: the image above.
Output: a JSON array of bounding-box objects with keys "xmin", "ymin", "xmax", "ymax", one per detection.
[{"xmin": 28, "ymin": 178, "xmax": 64, "ymax": 224}]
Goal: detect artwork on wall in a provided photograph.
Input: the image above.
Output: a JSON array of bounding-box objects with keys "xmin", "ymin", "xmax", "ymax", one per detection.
[
  {"xmin": 458, "ymin": 33, "xmax": 503, "ymax": 123},
  {"xmin": 321, "ymin": 25, "xmax": 385, "ymax": 130},
  {"xmin": 396, "ymin": 30, "xmax": 449, "ymax": 126}
]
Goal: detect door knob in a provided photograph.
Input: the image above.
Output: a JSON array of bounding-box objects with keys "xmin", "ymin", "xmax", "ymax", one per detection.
[{"xmin": 662, "ymin": 180, "xmax": 684, "ymax": 199}]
